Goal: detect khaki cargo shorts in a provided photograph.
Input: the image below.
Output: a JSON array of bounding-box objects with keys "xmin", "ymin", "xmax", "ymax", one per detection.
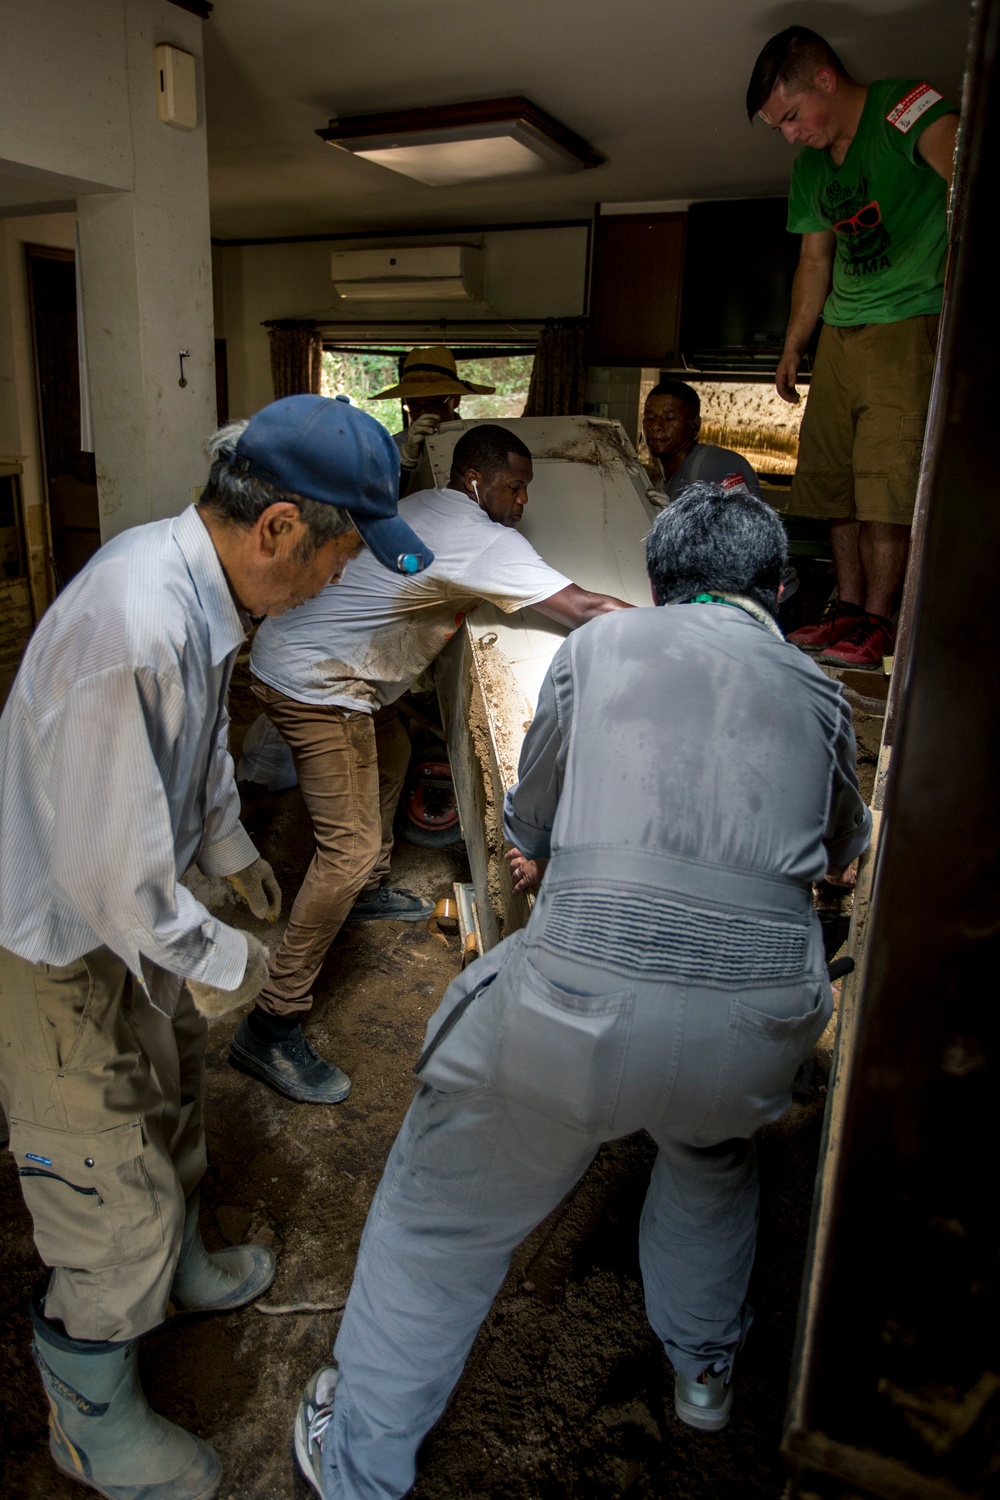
[{"xmin": 791, "ymin": 314, "xmax": 939, "ymax": 525}]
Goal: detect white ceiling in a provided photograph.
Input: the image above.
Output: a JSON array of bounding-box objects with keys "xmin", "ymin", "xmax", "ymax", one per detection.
[{"xmin": 204, "ymin": 0, "xmax": 969, "ymax": 241}]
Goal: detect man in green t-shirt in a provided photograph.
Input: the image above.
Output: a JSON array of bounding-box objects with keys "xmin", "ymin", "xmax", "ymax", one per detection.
[{"xmin": 746, "ymin": 26, "xmax": 958, "ymax": 668}]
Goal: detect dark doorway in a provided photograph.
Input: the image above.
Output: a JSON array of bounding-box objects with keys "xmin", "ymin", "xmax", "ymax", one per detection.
[
  {"xmin": 25, "ymin": 245, "xmax": 101, "ymax": 590},
  {"xmin": 215, "ymin": 337, "xmax": 229, "ymax": 425}
]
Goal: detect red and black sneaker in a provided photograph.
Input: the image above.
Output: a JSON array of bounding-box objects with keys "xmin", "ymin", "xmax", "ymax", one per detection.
[
  {"xmin": 786, "ymin": 600, "xmax": 865, "ymax": 652},
  {"xmin": 819, "ymin": 613, "xmax": 893, "ymax": 670}
]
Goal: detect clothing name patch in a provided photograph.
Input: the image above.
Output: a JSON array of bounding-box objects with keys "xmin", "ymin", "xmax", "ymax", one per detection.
[{"xmin": 886, "ymin": 83, "xmax": 942, "ymax": 134}]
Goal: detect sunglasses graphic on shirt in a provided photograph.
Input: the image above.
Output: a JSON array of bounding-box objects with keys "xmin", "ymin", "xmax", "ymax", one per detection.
[{"xmin": 832, "ymin": 200, "xmax": 882, "ymax": 234}]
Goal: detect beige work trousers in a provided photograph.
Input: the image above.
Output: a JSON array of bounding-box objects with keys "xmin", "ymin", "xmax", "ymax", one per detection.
[
  {"xmin": 251, "ymin": 683, "xmax": 411, "ymax": 1017},
  {"xmin": 0, "ymin": 944, "xmax": 206, "ymax": 1343}
]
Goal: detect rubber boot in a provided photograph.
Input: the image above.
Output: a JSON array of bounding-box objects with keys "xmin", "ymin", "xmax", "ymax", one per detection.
[
  {"xmin": 168, "ymin": 1190, "xmax": 275, "ymax": 1317},
  {"xmin": 30, "ymin": 1293, "xmax": 221, "ymax": 1500}
]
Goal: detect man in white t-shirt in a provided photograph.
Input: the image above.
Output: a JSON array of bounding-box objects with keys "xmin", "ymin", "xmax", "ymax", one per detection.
[{"xmin": 232, "ymin": 424, "xmax": 632, "ymax": 1104}]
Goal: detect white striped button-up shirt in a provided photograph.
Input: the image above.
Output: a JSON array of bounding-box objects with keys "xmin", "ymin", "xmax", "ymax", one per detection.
[{"xmin": 0, "ymin": 505, "xmax": 257, "ymax": 1011}]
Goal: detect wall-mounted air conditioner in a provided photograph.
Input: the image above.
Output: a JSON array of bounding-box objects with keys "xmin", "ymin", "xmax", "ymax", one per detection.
[{"xmin": 330, "ymin": 244, "xmax": 484, "ymax": 302}]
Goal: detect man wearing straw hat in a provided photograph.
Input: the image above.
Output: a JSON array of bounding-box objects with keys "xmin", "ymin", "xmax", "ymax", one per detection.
[{"xmin": 371, "ymin": 346, "xmax": 495, "ymax": 492}]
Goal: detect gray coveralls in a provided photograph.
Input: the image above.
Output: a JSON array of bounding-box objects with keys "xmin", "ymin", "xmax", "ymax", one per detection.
[{"xmin": 325, "ymin": 601, "xmax": 872, "ymax": 1500}]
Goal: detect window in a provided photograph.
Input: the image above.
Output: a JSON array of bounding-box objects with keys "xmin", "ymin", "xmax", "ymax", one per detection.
[
  {"xmin": 320, "ymin": 346, "xmax": 535, "ymax": 428},
  {"xmin": 691, "ymin": 380, "xmax": 805, "ymax": 477},
  {"xmin": 636, "ymin": 370, "xmax": 806, "ymax": 478}
]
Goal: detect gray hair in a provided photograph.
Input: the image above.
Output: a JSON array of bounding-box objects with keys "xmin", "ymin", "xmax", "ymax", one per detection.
[
  {"xmin": 645, "ymin": 482, "xmax": 788, "ymax": 615},
  {"xmin": 201, "ymin": 419, "xmax": 353, "ymax": 556}
]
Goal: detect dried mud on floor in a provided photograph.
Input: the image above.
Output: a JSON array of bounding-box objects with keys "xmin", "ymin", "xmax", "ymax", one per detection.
[{"xmin": 1, "ymin": 789, "xmax": 841, "ymax": 1500}]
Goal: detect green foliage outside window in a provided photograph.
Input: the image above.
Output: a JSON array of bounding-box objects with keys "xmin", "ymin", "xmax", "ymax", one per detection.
[{"xmin": 320, "ymin": 350, "xmax": 534, "ymax": 429}]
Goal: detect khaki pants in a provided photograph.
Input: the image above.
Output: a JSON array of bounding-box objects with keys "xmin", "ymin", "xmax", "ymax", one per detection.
[
  {"xmin": 791, "ymin": 315, "xmax": 939, "ymax": 525},
  {"xmin": 251, "ymin": 683, "xmax": 411, "ymax": 1017},
  {"xmin": 0, "ymin": 944, "xmax": 206, "ymax": 1342}
]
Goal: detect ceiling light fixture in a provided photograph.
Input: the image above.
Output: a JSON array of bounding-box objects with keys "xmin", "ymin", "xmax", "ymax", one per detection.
[{"xmin": 316, "ymin": 97, "xmax": 603, "ymax": 187}]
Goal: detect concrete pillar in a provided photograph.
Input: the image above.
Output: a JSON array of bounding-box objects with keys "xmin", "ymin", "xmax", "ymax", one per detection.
[
  {"xmin": 1, "ymin": 0, "xmax": 216, "ymax": 541},
  {"xmin": 76, "ymin": 1, "xmax": 216, "ymax": 534}
]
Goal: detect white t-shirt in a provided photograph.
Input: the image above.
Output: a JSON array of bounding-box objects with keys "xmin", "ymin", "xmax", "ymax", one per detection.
[{"xmin": 250, "ymin": 486, "xmax": 572, "ymax": 711}]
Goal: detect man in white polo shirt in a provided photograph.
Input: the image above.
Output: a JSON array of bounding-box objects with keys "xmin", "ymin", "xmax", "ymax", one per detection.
[{"xmin": 233, "ymin": 423, "xmax": 631, "ymax": 1104}]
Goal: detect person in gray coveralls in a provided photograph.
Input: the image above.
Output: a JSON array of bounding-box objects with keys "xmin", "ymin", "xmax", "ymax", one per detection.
[{"xmin": 294, "ymin": 481, "xmax": 872, "ymax": 1500}]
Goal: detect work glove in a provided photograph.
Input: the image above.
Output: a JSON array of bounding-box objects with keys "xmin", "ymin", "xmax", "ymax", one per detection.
[
  {"xmin": 187, "ymin": 931, "xmax": 269, "ymax": 1019},
  {"xmin": 645, "ymin": 485, "xmax": 667, "ymax": 508},
  {"xmin": 399, "ymin": 413, "xmax": 440, "ymax": 469},
  {"xmin": 228, "ymin": 856, "xmax": 281, "ymax": 921}
]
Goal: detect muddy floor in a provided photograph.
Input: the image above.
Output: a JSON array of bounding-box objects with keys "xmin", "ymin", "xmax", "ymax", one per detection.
[{"xmin": 0, "ymin": 677, "xmax": 880, "ymax": 1500}]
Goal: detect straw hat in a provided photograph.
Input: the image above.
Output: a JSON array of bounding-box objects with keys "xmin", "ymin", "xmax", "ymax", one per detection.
[{"xmin": 370, "ymin": 346, "xmax": 495, "ymax": 400}]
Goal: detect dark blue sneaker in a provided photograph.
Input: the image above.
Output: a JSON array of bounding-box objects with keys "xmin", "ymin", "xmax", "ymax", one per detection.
[
  {"xmin": 229, "ymin": 1017, "xmax": 351, "ymax": 1104},
  {"xmin": 346, "ymin": 885, "xmax": 433, "ymax": 922}
]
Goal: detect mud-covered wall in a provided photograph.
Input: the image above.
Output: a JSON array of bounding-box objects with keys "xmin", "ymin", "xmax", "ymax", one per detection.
[
  {"xmin": 468, "ymin": 636, "xmax": 534, "ymax": 942},
  {"xmin": 696, "ymin": 381, "xmax": 806, "ymax": 476},
  {"xmin": 629, "ymin": 376, "xmax": 807, "ymax": 478}
]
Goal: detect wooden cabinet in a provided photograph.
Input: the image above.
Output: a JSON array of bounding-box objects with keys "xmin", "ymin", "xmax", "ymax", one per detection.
[{"xmin": 588, "ymin": 212, "xmax": 686, "ymax": 365}]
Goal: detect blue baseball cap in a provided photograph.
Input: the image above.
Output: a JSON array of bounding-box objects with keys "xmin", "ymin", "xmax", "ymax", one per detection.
[{"xmin": 232, "ymin": 394, "xmax": 432, "ymax": 575}]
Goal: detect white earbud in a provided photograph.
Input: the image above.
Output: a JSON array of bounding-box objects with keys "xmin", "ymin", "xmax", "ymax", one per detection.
[{"xmin": 472, "ymin": 480, "xmax": 481, "ymax": 503}]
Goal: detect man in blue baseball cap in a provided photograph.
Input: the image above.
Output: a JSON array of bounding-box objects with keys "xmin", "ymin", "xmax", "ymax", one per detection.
[
  {"xmin": 0, "ymin": 394, "xmax": 427, "ymax": 1500},
  {"xmin": 230, "ymin": 393, "xmax": 431, "ymax": 577},
  {"xmin": 232, "ymin": 422, "xmax": 631, "ymax": 1108}
]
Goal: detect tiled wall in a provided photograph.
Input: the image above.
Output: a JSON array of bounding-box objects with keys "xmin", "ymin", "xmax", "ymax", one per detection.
[{"xmin": 583, "ymin": 366, "xmax": 644, "ymax": 447}]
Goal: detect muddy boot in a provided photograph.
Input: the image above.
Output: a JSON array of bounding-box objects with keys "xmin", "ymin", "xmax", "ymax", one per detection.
[
  {"xmin": 31, "ymin": 1294, "xmax": 221, "ymax": 1499},
  {"xmin": 169, "ymin": 1190, "xmax": 275, "ymax": 1317},
  {"xmin": 230, "ymin": 1012, "xmax": 351, "ymax": 1104},
  {"xmin": 346, "ymin": 884, "xmax": 434, "ymax": 921}
]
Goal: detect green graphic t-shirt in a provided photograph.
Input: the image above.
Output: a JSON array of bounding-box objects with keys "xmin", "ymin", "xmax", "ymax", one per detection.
[{"xmin": 787, "ymin": 78, "xmax": 955, "ymax": 325}]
